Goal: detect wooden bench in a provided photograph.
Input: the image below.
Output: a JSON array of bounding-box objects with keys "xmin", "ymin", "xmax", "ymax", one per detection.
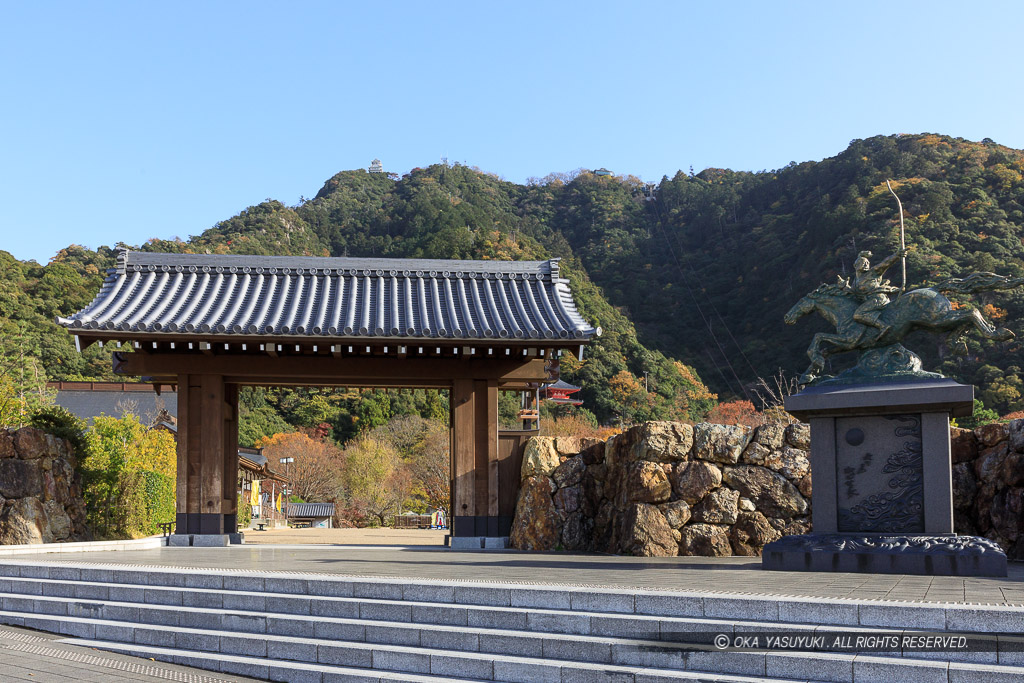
[{"xmin": 392, "ymin": 515, "xmax": 432, "ymax": 529}]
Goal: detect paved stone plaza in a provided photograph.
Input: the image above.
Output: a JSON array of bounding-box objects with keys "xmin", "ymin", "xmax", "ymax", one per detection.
[
  {"xmin": 243, "ymin": 527, "xmax": 448, "ymax": 546},
  {"xmin": 26, "ymin": 545, "xmax": 1024, "ymax": 606},
  {"xmin": 0, "ymin": 625, "xmax": 260, "ymax": 682}
]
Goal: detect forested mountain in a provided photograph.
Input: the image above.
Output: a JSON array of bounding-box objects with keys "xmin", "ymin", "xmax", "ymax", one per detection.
[
  {"xmin": 594, "ymin": 134, "xmax": 1024, "ymax": 412},
  {"xmin": 4, "ymin": 133, "xmax": 1024, "ymax": 433}
]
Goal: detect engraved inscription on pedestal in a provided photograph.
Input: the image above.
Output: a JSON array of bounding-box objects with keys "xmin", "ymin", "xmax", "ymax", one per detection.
[{"xmin": 835, "ymin": 414, "xmax": 924, "ymax": 533}]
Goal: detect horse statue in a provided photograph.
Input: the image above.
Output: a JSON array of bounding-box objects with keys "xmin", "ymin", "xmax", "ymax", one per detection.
[{"xmin": 785, "ymin": 272, "xmax": 1023, "ymax": 386}]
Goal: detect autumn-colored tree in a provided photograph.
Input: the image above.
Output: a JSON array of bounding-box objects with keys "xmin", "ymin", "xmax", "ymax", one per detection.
[
  {"xmin": 975, "ymin": 365, "xmax": 1024, "ymax": 415},
  {"xmin": 540, "ymin": 413, "xmax": 623, "ymax": 440},
  {"xmin": 608, "ymin": 370, "xmax": 641, "ymax": 404},
  {"xmin": 982, "ymin": 303, "xmax": 1008, "ymax": 321},
  {"xmin": 706, "ymin": 400, "xmax": 764, "ymax": 428},
  {"xmin": 361, "ymin": 415, "xmax": 451, "ymax": 516},
  {"xmin": 257, "ymin": 432, "xmax": 345, "ymax": 503},
  {"xmin": 366, "ymin": 415, "xmax": 432, "ymax": 456},
  {"xmin": 608, "ymin": 370, "xmax": 650, "ymax": 424},
  {"xmin": 408, "ymin": 420, "xmax": 450, "ymax": 514},
  {"xmin": 341, "ymin": 436, "xmax": 407, "ymax": 525}
]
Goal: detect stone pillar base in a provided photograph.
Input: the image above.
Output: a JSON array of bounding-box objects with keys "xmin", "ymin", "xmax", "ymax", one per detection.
[
  {"xmin": 166, "ymin": 533, "xmax": 243, "ymax": 547},
  {"xmin": 762, "ymin": 533, "xmax": 1007, "ymax": 577},
  {"xmin": 446, "ymin": 536, "xmax": 510, "ymax": 550}
]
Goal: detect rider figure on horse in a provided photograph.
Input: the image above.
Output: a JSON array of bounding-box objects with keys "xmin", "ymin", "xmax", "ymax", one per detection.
[{"xmin": 847, "ymin": 249, "xmax": 909, "ymax": 338}]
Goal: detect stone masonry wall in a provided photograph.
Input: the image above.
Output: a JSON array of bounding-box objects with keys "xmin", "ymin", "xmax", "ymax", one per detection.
[
  {"xmin": 951, "ymin": 420, "xmax": 1024, "ymax": 560},
  {"xmin": 509, "ymin": 422, "xmax": 811, "ymax": 556},
  {"xmin": 0, "ymin": 428, "xmax": 89, "ymax": 544},
  {"xmin": 510, "ymin": 419, "xmax": 1024, "ymax": 558}
]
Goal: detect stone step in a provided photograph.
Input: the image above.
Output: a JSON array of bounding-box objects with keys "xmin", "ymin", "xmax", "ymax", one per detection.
[
  {"xmin": 0, "ymin": 578, "xmax": 859, "ymax": 639},
  {"xmin": 2, "ymin": 596, "xmax": 1020, "ymax": 681},
  {"xmin": 0, "ymin": 603, "xmax": 695, "ymax": 668},
  {"xmin": 48, "ymin": 635, "xmax": 892, "ymax": 683},
  {"xmin": 57, "ymin": 637, "xmax": 496, "ymax": 683},
  {"xmin": 3, "ymin": 584, "xmax": 1019, "ymax": 669},
  {"xmin": 0, "ymin": 593, "xmax": 849, "ymax": 668},
  {"xmin": 3, "ymin": 612, "xmax": 714, "ymax": 676},
  {"xmin": 1, "ymin": 566, "xmax": 1020, "ymax": 635},
  {"xmin": 54, "ymin": 631, "xmax": 1024, "ymax": 683},
  {"xmin": 3, "ymin": 561, "xmax": 1022, "ymax": 681}
]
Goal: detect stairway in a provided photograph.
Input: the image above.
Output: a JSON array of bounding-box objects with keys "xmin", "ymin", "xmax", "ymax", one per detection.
[{"xmin": 0, "ymin": 560, "xmax": 1019, "ymax": 683}]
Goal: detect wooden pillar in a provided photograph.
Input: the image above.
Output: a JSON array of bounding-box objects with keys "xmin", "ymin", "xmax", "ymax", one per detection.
[
  {"xmin": 175, "ymin": 374, "xmax": 194, "ymax": 533},
  {"xmin": 222, "ymin": 383, "xmax": 239, "ymax": 533},
  {"xmin": 452, "ymin": 379, "xmax": 475, "ymax": 535},
  {"xmin": 478, "ymin": 380, "xmax": 499, "ymax": 534},
  {"xmin": 451, "ymin": 378, "xmax": 500, "ymax": 537},
  {"xmin": 175, "ymin": 373, "xmax": 234, "ymax": 535}
]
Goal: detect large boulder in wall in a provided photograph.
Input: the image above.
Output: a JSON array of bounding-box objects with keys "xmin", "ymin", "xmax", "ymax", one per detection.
[
  {"xmin": 0, "ymin": 498, "xmax": 50, "ymax": 545},
  {"xmin": 692, "ymin": 423, "xmax": 752, "ymax": 465},
  {"xmin": 671, "ymin": 461, "xmax": 722, "ymax": 504},
  {"xmin": 620, "ymin": 503, "xmax": 677, "ymax": 556},
  {"xmin": 722, "ymin": 465, "xmax": 808, "ymax": 518},
  {"xmin": 43, "ymin": 500, "xmax": 72, "ymax": 541},
  {"xmin": 521, "ymin": 438, "xmax": 561, "ymax": 479},
  {"xmin": 691, "ymin": 487, "xmax": 739, "ymax": 525},
  {"xmin": 658, "ymin": 500, "xmax": 691, "ymax": 529},
  {"xmin": 625, "ymin": 461, "xmax": 672, "ymax": 504},
  {"xmin": 0, "ymin": 459, "xmax": 42, "ymax": 499},
  {"xmin": 552, "ymin": 456, "xmax": 585, "ymax": 488},
  {"xmin": 509, "ymin": 475, "xmax": 559, "ymax": 551},
  {"xmin": 630, "ymin": 422, "xmax": 694, "ymax": 463},
  {"xmin": 729, "ymin": 510, "xmax": 781, "ymax": 556},
  {"xmin": 678, "ymin": 523, "xmax": 732, "ymax": 557}
]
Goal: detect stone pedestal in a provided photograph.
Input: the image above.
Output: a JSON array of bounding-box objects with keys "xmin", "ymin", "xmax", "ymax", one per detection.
[
  {"xmin": 167, "ymin": 533, "xmax": 243, "ymax": 547},
  {"xmin": 763, "ymin": 379, "xmax": 1007, "ymax": 576},
  {"xmin": 446, "ymin": 535, "xmax": 509, "ymax": 550}
]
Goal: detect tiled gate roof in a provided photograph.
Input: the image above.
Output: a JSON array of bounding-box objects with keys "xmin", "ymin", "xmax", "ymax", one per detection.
[{"xmin": 58, "ymin": 251, "xmax": 599, "ymax": 342}]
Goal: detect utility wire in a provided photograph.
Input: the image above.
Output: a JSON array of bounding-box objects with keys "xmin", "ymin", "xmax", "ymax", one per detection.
[
  {"xmin": 651, "ymin": 192, "xmax": 764, "ymax": 388},
  {"xmin": 647, "ymin": 195, "xmax": 753, "ymax": 402}
]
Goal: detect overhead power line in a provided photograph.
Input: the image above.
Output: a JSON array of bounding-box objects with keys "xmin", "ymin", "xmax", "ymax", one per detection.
[{"xmin": 647, "ymin": 191, "xmax": 760, "ymax": 402}]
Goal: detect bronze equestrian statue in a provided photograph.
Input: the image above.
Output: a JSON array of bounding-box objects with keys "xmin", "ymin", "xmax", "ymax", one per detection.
[
  {"xmin": 848, "ymin": 249, "xmax": 906, "ymax": 337},
  {"xmin": 785, "ymin": 247, "xmax": 1023, "ymax": 386}
]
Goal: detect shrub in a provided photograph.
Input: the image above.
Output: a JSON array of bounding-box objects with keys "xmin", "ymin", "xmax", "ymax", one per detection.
[
  {"xmin": 29, "ymin": 405, "xmax": 93, "ymax": 466},
  {"xmin": 237, "ymin": 493, "xmax": 252, "ymax": 529}
]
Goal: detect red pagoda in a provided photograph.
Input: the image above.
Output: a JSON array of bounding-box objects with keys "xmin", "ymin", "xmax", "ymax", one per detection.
[{"xmin": 540, "ymin": 379, "xmax": 584, "ymax": 406}]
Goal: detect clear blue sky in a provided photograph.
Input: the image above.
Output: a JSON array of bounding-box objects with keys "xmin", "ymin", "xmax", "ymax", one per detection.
[{"xmin": 3, "ymin": 1, "xmax": 1022, "ymax": 263}]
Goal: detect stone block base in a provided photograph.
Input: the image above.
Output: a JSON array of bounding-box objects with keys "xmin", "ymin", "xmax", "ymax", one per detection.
[
  {"xmin": 762, "ymin": 534, "xmax": 1007, "ymax": 577},
  {"xmin": 446, "ymin": 536, "xmax": 510, "ymax": 550},
  {"xmin": 167, "ymin": 534, "xmax": 241, "ymax": 547}
]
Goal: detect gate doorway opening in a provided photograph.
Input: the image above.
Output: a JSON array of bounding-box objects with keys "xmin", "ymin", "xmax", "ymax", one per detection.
[{"xmin": 237, "ymin": 386, "xmax": 540, "ymax": 548}]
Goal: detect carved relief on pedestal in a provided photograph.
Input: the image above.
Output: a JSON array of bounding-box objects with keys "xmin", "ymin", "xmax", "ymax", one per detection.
[{"xmin": 836, "ymin": 414, "xmax": 923, "ymax": 533}]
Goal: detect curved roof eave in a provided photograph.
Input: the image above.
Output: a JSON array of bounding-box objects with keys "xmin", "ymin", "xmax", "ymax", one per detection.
[{"xmin": 59, "ymin": 251, "xmax": 600, "ymax": 344}]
